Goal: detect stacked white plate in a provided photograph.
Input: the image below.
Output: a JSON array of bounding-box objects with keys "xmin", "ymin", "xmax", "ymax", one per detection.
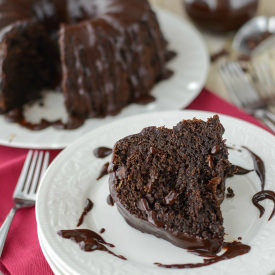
[{"xmin": 36, "ymin": 110, "xmax": 275, "ymax": 275}]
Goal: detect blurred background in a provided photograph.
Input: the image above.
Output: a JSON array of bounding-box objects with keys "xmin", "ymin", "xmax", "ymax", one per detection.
[
  {"xmin": 149, "ymin": 0, "xmax": 275, "ymax": 103},
  {"xmin": 150, "ymin": 0, "xmax": 275, "ymax": 17}
]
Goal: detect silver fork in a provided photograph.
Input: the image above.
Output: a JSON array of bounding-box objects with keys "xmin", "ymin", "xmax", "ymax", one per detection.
[
  {"xmin": 253, "ymin": 61, "xmax": 275, "ymax": 101},
  {"xmin": 0, "ymin": 150, "xmax": 49, "ymax": 257},
  {"xmin": 219, "ymin": 61, "xmax": 275, "ymax": 133}
]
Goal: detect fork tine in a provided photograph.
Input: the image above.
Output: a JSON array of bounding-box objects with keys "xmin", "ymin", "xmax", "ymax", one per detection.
[
  {"xmin": 221, "ymin": 62, "xmax": 250, "ymax": 105},
  {"xmin": 263, "ymin": 64, "xmax": 274, "ymax": 88},
  {"xmin": 220, "ymin": 62, "xmax": 275, "ymax": 132},
  {"xmin": 229, "ymin": 63, "xmax": 251, "ymax": 105},
  {"xmin": 0, "ymin": 150, "xmax": 50, "ymax": 257},
  {"xmin": 22, "ymin": 151, "xmax": 38, "ymax": 194},
  {"xmin": 29, "ymin": 151, "xmax": 44, "ymax": 195},
  {"xmin": 220, "ymin": 61, "xmax": 261, "ymax": 108},
  {"xmin": 262, "ymin": 64, "xmax": 273, "ymax": 87},
  {"xmin": 13, "ymin": 150, "xmax": 33, "ymax": 197},
  {"xmin": 254, "ymin": 62, "xmax": 275, "ymax": 97},
  {"xmin": 224, "ymin": 62, "xmax": 248, "ymax": 104},
  {"xmin": 34, "ymin": 152, "xmax": 50, "ymax": 193},
  {"xmin": 230, "ymin": 62, "xmax": 260, "ymax": 105},
  {"xmin": 41, "ymin": 152, "xmax": 49, "ymax": 179},
  {"xmin": 220, "ymin": 64, "xmax": 243, "ymax": 107},
  {"xmin": 257, "ymin": 64, "xmax": 269, "ymax": 86}
]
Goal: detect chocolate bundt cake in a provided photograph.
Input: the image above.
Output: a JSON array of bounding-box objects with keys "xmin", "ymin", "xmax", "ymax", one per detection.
[
  {"xmin": 0, "ymin": 0, "xmax": 172, "ymax": 124},
  {"xmin": 109, "ymin": 115, "xmax": 232, "ymax": 255}
]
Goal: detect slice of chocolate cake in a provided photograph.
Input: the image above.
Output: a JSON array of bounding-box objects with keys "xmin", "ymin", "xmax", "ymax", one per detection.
[{"xmin": 109, "ymin": 115, "xmax": 231, "ymax": 256}]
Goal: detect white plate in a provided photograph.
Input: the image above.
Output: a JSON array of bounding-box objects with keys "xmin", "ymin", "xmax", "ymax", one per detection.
[
  {"xmin": 38, "ymin": 230, "xmax": 65, "ymax": 275},
  {"xmin": 36, "ymin": 110, "xmax": 275, "ymax": 275},
  {"xmin": 0, "ymin": 8, "xmax": 208, "ymax": 149}
]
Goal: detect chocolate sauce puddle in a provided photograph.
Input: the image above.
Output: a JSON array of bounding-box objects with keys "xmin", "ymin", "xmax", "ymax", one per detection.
[
  {"xmin": 6, "ymin": 107, "xmax": 84, "ymax": 130},
  {"xmin": 93, "ymin": 147, "xmax": 112, "ymax": 158},
  {"xmin": 59, "ymin": 199, "xmax": 126, "ymax": 260},
  {"xmin": 96, "ymin": 162, "xmax": 109, "ymax": 180},
  {"xmin": 252, "ymin": 191, "xmax": 275, "ymax": 221},
  {"xmin": 77, "ymin": 198, "xmax": 93, "ymax": 227},
  {"xmin": 58, "ymin": 229, "xmax": 126, "ymax": 260},
  {"xmin": 154, "ymin": 241, "xmax": 250, "ymax": 269}
]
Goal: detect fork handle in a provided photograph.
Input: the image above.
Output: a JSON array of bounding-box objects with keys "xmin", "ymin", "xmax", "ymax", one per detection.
[
  {"xmin": 264, "ymin": 110, "xmax": 275, "ymax": 123},
  {"xmin": 259, "ymin": 116, "xmax": 275, "ymax": 133},
  {"xmin": 0, "ymin": 207, "xmax": 17, "ymax": 257},
  {"xmin": 253, "ymin": 109, "xmax": 275, "ymax": 133}
]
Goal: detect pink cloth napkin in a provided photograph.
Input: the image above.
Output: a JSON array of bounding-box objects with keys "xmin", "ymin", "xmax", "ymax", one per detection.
[{"xmin": 0, "ymin": 89, "xmax": 270, "ymax": 275}]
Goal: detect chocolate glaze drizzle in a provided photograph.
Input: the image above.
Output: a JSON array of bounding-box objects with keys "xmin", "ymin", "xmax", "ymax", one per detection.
[
  {"xmin": 242, "ymin": 146, "xmax": 265, "ymax": 191},
  {"xmin": 96, "ymin": 162, "xmax": 109, "ymax": 180},
  {"xmin": 234, "ymin": 166, "xmax": 254, "ymax": 175},
  {"xmin": 107, "ymin": 194, "xmax": 114, "ymax": 206},
  {"xmin": 77, "ymin": 198, "xmax": 93, "ymax": 227},
  {"xmin": 227, "ymin": 165, "xmax": 254, "ymax": 178},
  {"xmin": 93, "ymin": 147, "xmax": 112, "ymax": 159},
  {"xmin": 132, "ymin": 94, "xmax": 155, "ymax": 105},
  {"xmin": 154, "ymin": 241, "xmax": 250, "ymax": 269},
  {"xmin": 58, "ymin": 229, "xmax": 126, "ymax": 260},
  {"xmin": 226, "ymin": 146, "xmax": 242, "ymax": 152},
  {"xmin": 252, "ymin": 191, "xmax": 275, "ymax": 221},
  {"xmin": 238, "ymin": 146, "xmax": 275, "ymax": 221}
]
